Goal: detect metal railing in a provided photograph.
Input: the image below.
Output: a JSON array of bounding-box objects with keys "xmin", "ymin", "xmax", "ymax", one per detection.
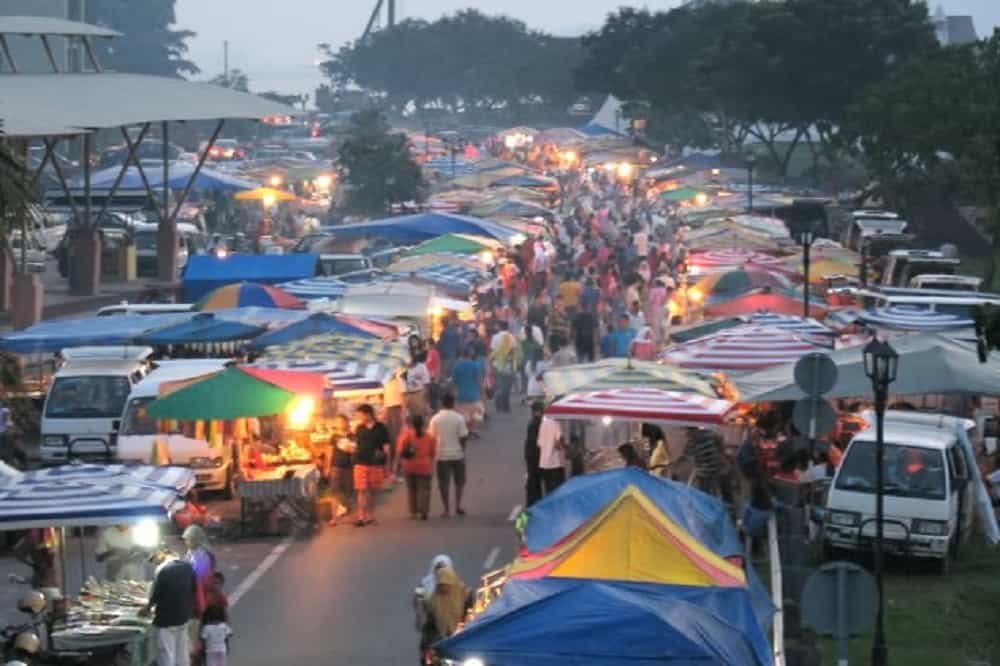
[{"xmin": 768, "ymin": 512, "xmax": 785, "ymax": 666}]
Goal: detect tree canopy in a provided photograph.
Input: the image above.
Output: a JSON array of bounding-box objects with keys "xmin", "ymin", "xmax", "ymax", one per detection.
[
  {"xmin": 337, "ymin": 110, "xmax": 426, "ymax": 216},
  {"xmin": 322, "ymin": 10, "xmax": 581, "ymax": 121},
  {"xmin": 576, "ymin": 0, "xmax": 937, "ymax": 175},
  {"xmin": 87, "ymin": 0, "xmax": 198, "ymax": 78}
]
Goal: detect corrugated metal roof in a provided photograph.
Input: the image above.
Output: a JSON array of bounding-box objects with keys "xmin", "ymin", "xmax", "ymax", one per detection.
[
  {"xmin": 0, "ymin": 73, "xmax": 295, "ymax": 133},
  {"xmin": 0, "ymin": 16, "xmax": 121, "ymax": 38}
]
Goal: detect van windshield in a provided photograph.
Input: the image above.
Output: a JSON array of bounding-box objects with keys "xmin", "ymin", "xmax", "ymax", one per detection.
[
  {"xmin": 122, "ymin": 397, "xmax": 157, "ymax": 435},
  {"xmin": 321, "ymin": 258, "xmax": 368, "ymax": 275},
  {"xmin": 836, "ymin": 441, "xmax": 947, "ymax": 500},
  {"xmin": 45, "ymin": 375, "xmax": 131, "ymax": 419}
]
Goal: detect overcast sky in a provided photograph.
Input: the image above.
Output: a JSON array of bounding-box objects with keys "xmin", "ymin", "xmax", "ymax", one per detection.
[{"xmin": 176, "ymin": 0, "xmax": 1000, "ymax": 96}]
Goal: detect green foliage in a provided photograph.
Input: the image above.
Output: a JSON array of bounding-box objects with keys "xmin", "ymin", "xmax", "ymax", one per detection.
[
  {"xmin": 208, "ymin": 69, "xmax": 250, "ymax": 93},
  {"xmin": 323, "ymin": 10, "xmax": 581, "ymax": 120},
  {"xmin": 0, "ymin": 139, "xmax": 34, "ymax": 240},
  {"xmin": 337, "ymin": 110, "xmax": 426, "ymax": 216},
  {"xmin": 87, "ymin": 0, "xmax": 198, "ymax": 78},
  {"xmin": 577, "ymin": 0, "xmax": 937, "ymax": 174}
]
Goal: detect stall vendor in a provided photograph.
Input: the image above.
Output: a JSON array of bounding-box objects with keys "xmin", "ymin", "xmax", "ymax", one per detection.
[{"xmin": 95, "ymin": 525, "xmax": 149, "ymax": 582}]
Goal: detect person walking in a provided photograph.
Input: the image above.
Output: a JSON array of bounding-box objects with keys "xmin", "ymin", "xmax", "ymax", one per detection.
[
  {"xmin": 489, "ymin": 321, "xmax": 520, "ymax": 414},
  {"xmin": 451, "ymin": 348, "xmax": 484, "ymax": 436},
  {"xmin": 397, "ymin": 414, "xmax": 436, "ymax": 521},
  {"xmin": 429, "ymin": 394, "xmax": 469, "ymax": 518},
  {"xmin": 353, "ymin": 404, "xmax": 390, "ymax": 527},
  {"xmin": 181, "ymin": 525, "xmax": 215, "ymax": 663},
  {"xmin": 537, "ymin": 413, "xmax": 567, "ymax": 496},
  {"xmin": 524, "ymin": 402, "xmax": 545, "ymax": 506},
  {"xmin": 327, "ymin": 414, "xmax": 355, "ymax": 526},
  {"xmin": 145, "ymin": 551, "xmax": 197, "ymax": 666},
  {"xmin": 200, "ymin": 605, "xmax": 232, "ymax": 666},
  {"xmin": 383, "ymin": 370, "xmax": 406, "ymax": 482}
]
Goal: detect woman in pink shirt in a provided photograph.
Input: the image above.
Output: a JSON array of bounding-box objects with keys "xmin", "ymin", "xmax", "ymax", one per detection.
[{"xmin": 647, "ymin": 279, "xmax": 669, "ymax": 346}]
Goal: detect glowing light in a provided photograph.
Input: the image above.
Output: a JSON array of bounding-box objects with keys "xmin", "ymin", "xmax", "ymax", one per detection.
[
  {"xmin": 131, "ymin": 520, "xmax": 160, "ymax": 549},
  {"xmin": 287, "ymin": 395, "xmax": 316, "ymax": 430},
  {"xmin": 315, "ymin": 174, "xmax": 333, "ymax": 189},
  {"xmin": 649, "ymin": 155, "xmax": 658, "ymax": 163},
  {"xmin": 562, "ymin": 150, "xmax": 578, "ymax": 164},
  {"xmin": 262, "ymin": 193, "xmax": 277, "ymax": 208},
  {"xmin": 687, "ymin": 287, "xmax": 704, "ymax": 304},
  {"xmin": 479, "ymin": 250, "xmax": 495, "ymax": 266},
  {"xmin": 603, "ymin": 162, "xmax": 617, "ymax": 172},
  {"xmin": 268, "ymin": 175, "xmax": 284, "ymax": 187},
  {"xmin": 214, "ymin": 248, "xmax": 229, "ymax": 259},
  {"xmin": 532, "ymin": 216, "xmax": 544, "ymax": 223},
  {"xmin": 616, "ymin": 162, "xmax": 634, "ymax": 180},
  {"xmin": 427, "ymin": 305, "xmax": 445, "ymax": 319},
  {"xmin": 463, "ymin": 659, "xmax": 486, "ymax": 666},
  {"xmin": 601, "ymin": 415, "xmax": 613, "ymax": 427},
  {"xmin": 693, "ymin": 192, "xmax": 709, "ymax": 207},
  {"xmin": 510, "ymin": 233, "xmax": 527, "ymax": 245},
  {"xmin": 711, "ymin": 168, "xmax": 721, "ymax": 176}
]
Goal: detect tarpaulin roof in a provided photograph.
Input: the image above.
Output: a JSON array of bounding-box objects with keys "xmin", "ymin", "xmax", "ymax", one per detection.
[
  {"xmin": 436, "ymin": 578, "xmax": 772, "ymax": 666},
  {"xmin": 320, "ymin": 212, "xmax": 517, "ymax": 244},
  {"xmin": 541, "ymin": 358, "xmax": 718, "ymax": 397},
  {"xmin": 0, "ymin": 464, "xmax": 193, "ymax": 529},
  {"xmin": 80, "ymin": 165, "xmax": 257, "ymax": 192},
  {"xmin": 248, "ymin": 312, "xmax": 378, "ymax": 350},
  {"xmin": 260, "ymin": 334, "xmax": 409, "ymax": 368},
  {"xmin": 404, "ymin": 233, "xmax": 502, "ymax": 257},
  {"xmin": 689, "ymin": 249, "xmax": 786, "ymax": 272},
  {"xmin": 734, "ymin": 333, "xmax": 1000, "ymax": 401},
  {"xmin": 547, "ymin": 388, "xmax": 735, "ymax": 427},
  {"xmin": 136, "ymin": 313, "xmax": 265, "ymax": 345},
  {"xmin": 523, "ymin": 468, "xmax": 742, "ymax": 558},
  {"xmin": 182, "ymin": 254, "xmax": 318, "ymax": 301},
  {"xmin": 488, "ymin": 174, "xmax": 557, "ymax": 189},
  {"xmin": 511, "ymin": 486, "xmax": 745, "ymax": 587},
  {"xmin": 0, "ymin": 313, "xmax": 192, "ymax": 353}
]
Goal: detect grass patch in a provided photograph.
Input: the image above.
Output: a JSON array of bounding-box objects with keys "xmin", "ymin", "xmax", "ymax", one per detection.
[{"xmin": 816, "ymin": 540, "xmax": 1000, "ymax": 665}]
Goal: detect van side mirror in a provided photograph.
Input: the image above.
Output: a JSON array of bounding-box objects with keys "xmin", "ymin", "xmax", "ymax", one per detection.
[{"xmin": 111, "ymin": 419, "xmax": 121, "ymax": 434}]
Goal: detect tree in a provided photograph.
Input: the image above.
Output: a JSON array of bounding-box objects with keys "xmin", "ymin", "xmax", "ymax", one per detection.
[
  {"xmin": 87, "ymin": 0, "xmax": 198, "ymax": 78},
  {"xmin": 259, "ymin": 92, "xmax": 308, "ymax": 110},
  {"xmin": 208, "ymin": 69, "xmax": 250, "ymax": 92},
  {"xmin": 0, "ymin": 136, "xmax": 37, "ymax": 271},
  {"xmin": 337, "ymin": 110, "xmax": 426, "ymax": 216}
]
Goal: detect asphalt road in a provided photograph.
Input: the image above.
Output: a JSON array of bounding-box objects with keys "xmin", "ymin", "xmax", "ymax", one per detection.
[{"xmin": 227, "ymin": 403, "xmax": 529, "ymax": 666}]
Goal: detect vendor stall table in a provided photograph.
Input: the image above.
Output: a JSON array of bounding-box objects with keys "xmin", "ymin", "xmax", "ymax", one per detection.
[
  {"xmin": 51, "ymin": 580, "xmax": 155, "ymax": 666},
  {"xmin": 236, "ymin": 464, "xmax": 319, "ymax": 536}
]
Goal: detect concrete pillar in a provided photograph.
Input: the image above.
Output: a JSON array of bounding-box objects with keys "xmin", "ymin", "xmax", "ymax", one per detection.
[
  {"xmin": 0, "ymin": 243, "xmax": 15, "ymax": 311},
  {"xmin": 158, "ymin": 222, "xmax": 178, "ymax": 283},
  {"xmin": 68, "ymin": 228, "xmax": 102, "ymax": 295},
  {"xmin": 11, "ymin": 272, "xmax": 43, "ymax": 329}
]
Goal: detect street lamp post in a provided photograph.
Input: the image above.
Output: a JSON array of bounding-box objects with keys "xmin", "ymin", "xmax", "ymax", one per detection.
[
  {"xmin": 746, "ymin": 153, "xmax": 757, "ymax": 212},
  {"xmin": 798, "ymin": 227, "xmax": 815, "ymax": 319},
  {"xmin": 863, "ymin": 338, "xmax": 898, "ymax": 666}
]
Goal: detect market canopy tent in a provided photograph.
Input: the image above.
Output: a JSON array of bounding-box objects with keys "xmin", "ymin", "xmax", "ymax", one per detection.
[
  {"xmin": 194, "ymin": 282, "xmax": 305, "ymax": 311},
  {"xmin": 827, "ymin": 305, "xmax": 974, "ymax": 332},
  {"xmin": 703, "ymin": 289, "xmax": 828, "ymax": 319},
  {"xmin": 0, "ymin": 464, "xmax": 194, "ymax": 529},
  {"xmin": 688, "ymin": 249, "xmax": 786, "ymax": 274},
  {"xmin": 248, "ymin": 312, "xmax": 379, "ymax": 351},
  {"xmin": 81, "ymin": 165, "xmax": 257, "ymax": 192},
  {"xmin": 261, "ymin": 335, "xmax": 409, "ymax": 368},
  {"xmin": 734, "ymin": 334, "xmax": 1000, "ymax": 401},
  {"xmin": 320, "ymin": 212, "xmax": 517, "ymax": 244},
  {"xmin": 252, "ymin": 357, "xmax": 394, "ymax": 394},
  {"xmin": 542, "ymin": 358, "xmax": 718, "ymax": 398},
  {"xmin": 0, "ymin": 313, "xmax": 191, "ymax": 353},
  {"xmin": 146, "ymin": 366, "xmax": 326, "ymax": 420},
  {"xmin": 510, "ymin": 487, "xmax": 745, "ymax": 587},
  {"xmin": 182, "ymin": 254, "xmax": 319, "ymax": 301},
  {"xmin": 546, "ymin": 388, "xmax": 735, "ymax": 427},
  {"xmin": 436, "ymin": 578, "xmax": 773, "ymax": 666},
  {"xmin": 662, "ymin": 326, "xmax": 827, "ymax": 371},
  {"xmin": 404, "ymin": 233, "xmax": 503, "ymax": 257},
  {"xmin": 136, "ymin": 313, "xmax": 265, "ymax": 345},
  {"xmin": 692, "ymin": 270, "xmax": 792, "ymax": 303},
  {"xmin": 522, "ymin": 468, "xmax": 742, "ymax": 559}
]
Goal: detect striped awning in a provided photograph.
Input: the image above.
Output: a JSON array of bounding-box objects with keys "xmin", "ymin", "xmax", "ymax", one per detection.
[
  {"xmin": 546, "ymin": 388, "xmax": 734, "ymax": 427},
  {"xmin": 0, "ymin": 464, "xmax": 193, "ymax": 529},
  {"xmin": 829, "ymin": 305, "xmax": 974, "ymax": 332},
  {"xmin": 260, "ymin": 335, "xmax": 409, "ymax": 368},
  {"xmin": 252, "ymin": 357, "xmax": 395, "ymax": 393},
  {"xmin": 277, "ymin": 277, "xmax": 350, "ymax": 301},
  {"xmin": 688, "ymin": 249, "xmax": 786, "ymax": 273},
  {"xmin": 744, "ymin": 312, "xmax": 836, "ymax": 346},
  {"xmin": 541, "ymin": 358, "xmax": 718, "ymax": 398},
  {"xmin": 662, "ymin": 325, "xmax": 827, "ymax": 371}
]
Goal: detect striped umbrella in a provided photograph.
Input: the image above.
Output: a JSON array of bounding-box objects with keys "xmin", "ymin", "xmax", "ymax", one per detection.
[
  {"xmin": 662, "ymin": 325, "xmax": 827, "ymax": 371},
  {"xmin": 546, "ymin": 387, "xmax": 734, "ymax": 427},
  {"xmin": 541, "ymin": 358, "xmax": 718, "ymax": 398},
  {"xmin": 260, "ymin": 335, "xmax": 409, "ymax": 368},
  {"xmin": 194, "ymin": 283, "xmax": 305, "ymax": 311},
  {"xmin": 745, "ymin": 312, "xmax": 836, "ymax": 346},
  {"xmin": 18, "ymin": 464, "xmax": 195, "ymax": 495},
  {"xmin": 277, "ymin": 276, "xmax": 351, "ymax": 301},
  {"xmin": 830, "ymin": 305, "xmax": 974, "ymax": 332},
  {"xmin": 252, "ymin": 358, "xmax": 395, "ymax": 394},
  {"xmin": 688, "ymin": 249, "xmax": 786, "ymax": 274}
]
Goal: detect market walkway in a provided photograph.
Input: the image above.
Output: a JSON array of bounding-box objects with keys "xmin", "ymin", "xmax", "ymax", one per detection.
[{"xmin": 228, "ymin": 402, "xmax": 530, "ymax": 665}]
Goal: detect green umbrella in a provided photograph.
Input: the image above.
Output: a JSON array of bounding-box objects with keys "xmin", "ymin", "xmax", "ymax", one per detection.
[
  {"xmin": 660, "ymin": 187, "xmax": 703, "ymax": 202},
  {"xmin": 404, "ymin": 234, "xmax": 499, "ymax": 257},
  {"xmin": 146, "ymin": 367, "xmax": 296, "ymax": 420}
]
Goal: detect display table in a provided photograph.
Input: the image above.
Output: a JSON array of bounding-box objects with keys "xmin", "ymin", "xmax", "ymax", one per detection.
[
  {"xmin": 52, "ymin": 580, "xmax": 155, "ymax": 666},
  {"xmin": 236, "ymin": 464, "xmax": 319, "ymax": 535}
]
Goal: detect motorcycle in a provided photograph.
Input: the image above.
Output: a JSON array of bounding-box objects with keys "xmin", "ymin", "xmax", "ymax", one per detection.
[{"xmin": 1, "ymin": 587, "xmax": 89, "ymax": 666}]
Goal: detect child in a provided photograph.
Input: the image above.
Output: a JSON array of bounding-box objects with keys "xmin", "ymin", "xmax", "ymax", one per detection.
[{"xmin": 201, "ymin": 604, "xmax": 232, "ymax": 666}]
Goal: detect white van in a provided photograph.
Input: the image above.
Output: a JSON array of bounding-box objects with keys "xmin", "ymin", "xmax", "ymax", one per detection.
[
  {"xmin": 115, "ymin": 360, "xmax": 237, "ymax": 496},
  {"xmin": 825, "ymin": 421, "xmax": 975, "ymax": 573},
  {"xmin": 41, "ymin": 347, "xmax": 154, "ymax": 464}
]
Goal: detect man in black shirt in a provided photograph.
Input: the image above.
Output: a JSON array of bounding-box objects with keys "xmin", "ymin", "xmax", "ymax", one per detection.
[
  {"xmin": 353, "ymin": 404, "xmax": 390, "ymax": 527},
  {"xmin": 524, "ymin": 402, "xmax": 544, "ymax": 506},
  {"xmin": 145, "ymin": 552, "xmax": 196, "ymax": 666},
  {"xmin": 572, "ymin": 309, "xmax": 598, "ymax": 363}
]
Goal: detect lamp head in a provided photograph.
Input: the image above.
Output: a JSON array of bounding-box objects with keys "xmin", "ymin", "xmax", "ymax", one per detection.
[{"xmin": 863, "ymin": 338, "xmax": 898, "ymax": 385}]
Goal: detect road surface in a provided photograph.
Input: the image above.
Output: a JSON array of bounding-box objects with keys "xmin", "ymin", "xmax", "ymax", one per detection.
[{"xmin": 228, "ymin": 404, "xmax": 529, "ymax": 665}]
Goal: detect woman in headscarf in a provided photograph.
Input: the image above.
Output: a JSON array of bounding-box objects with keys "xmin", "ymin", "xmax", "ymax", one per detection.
[
  {"xmin": 418, "ymin": 558, "xmax": 471, "ymax": 657},
  {"xmin": 182, "ymin": 524, "xmax": 216, "ymax": 662}
]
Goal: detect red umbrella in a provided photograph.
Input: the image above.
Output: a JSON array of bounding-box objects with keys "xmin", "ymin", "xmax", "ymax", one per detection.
[{"xmin": 703, "ymin": 291, "xmax": 828, "ymax": 319}]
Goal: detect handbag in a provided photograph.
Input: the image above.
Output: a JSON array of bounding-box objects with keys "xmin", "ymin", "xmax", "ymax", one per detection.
[{"xmin": 401, "ymin": 439, "xmax": 417, "ymax": 460}]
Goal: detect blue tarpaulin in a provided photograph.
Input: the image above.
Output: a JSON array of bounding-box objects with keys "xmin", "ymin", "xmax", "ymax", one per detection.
[
  {"xmin": 0, "ymin": 313, "xmax": 192, "ymax": 354},
  {"xmin": 182, "ymin": 254, "xmax": 319, "ymax": 301},
  {"xmin": 436, "ymin": 578, "xmax": 773, "ymax": 666},
  {"xmin": 522, "ymin": 468, "xmax": 742, "ymax": 558},
  {"xmin": 82, "ymin": 165, "xmax": 256, "ymax": 192},
  {"xmin": 248, "ymin": 313, "xmax": 377, "ymax": 351},
  {"xmin": 320, "ymin": 213, "xmax": 517, "ymax": 244},
  {"xmin": 136, "ymin": 313, "xmax": 265, "ymax": 345},
  {"xmin": 488, "ymin": 174, "xmax": 556, "ymax": 189}
]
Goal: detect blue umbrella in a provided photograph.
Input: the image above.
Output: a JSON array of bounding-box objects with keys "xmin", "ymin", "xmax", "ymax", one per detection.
[
  {"xmin": 136, "ymin": 313, "xmax": 265, "ymax": 345},
  {"xmin": 248, "ymin": 313, "xmax": 377, "ymax": 351},
  {"xmin": 320, "ymin": 212, "xmax": 517, "ymax": 244}
]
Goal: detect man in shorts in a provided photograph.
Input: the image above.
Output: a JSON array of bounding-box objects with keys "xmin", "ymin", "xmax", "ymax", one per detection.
[
  {"xmin": 352, "ymin": 404, "xmax": 390, "ymax": 527},
  {"xmin": 450, "ymin": 347, "xmax": 484, "ymax": 436},
  {"xmin": 429, "ymin": 394, "xmax": 469, "ymax": 518}
]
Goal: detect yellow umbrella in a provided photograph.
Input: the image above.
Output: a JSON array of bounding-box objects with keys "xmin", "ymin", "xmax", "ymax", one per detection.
[{"xmin": 234, "ymin": 187, "xmax": 297, "ymax": 203}]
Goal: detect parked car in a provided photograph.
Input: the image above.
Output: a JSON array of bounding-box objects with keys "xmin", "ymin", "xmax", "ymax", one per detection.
[{"xmin": 133, "ymin": 222, "xmax": 206, "ymax": 278}]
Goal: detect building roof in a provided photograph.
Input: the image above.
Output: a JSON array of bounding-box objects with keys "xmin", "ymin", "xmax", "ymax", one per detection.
[
  {"xmin": 0, "ymin": 73, "xmax": 294, "ymax": 136},
  {"xmin": 0, "ymin": 16, "xmax": 121, "ymax": 38}
]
